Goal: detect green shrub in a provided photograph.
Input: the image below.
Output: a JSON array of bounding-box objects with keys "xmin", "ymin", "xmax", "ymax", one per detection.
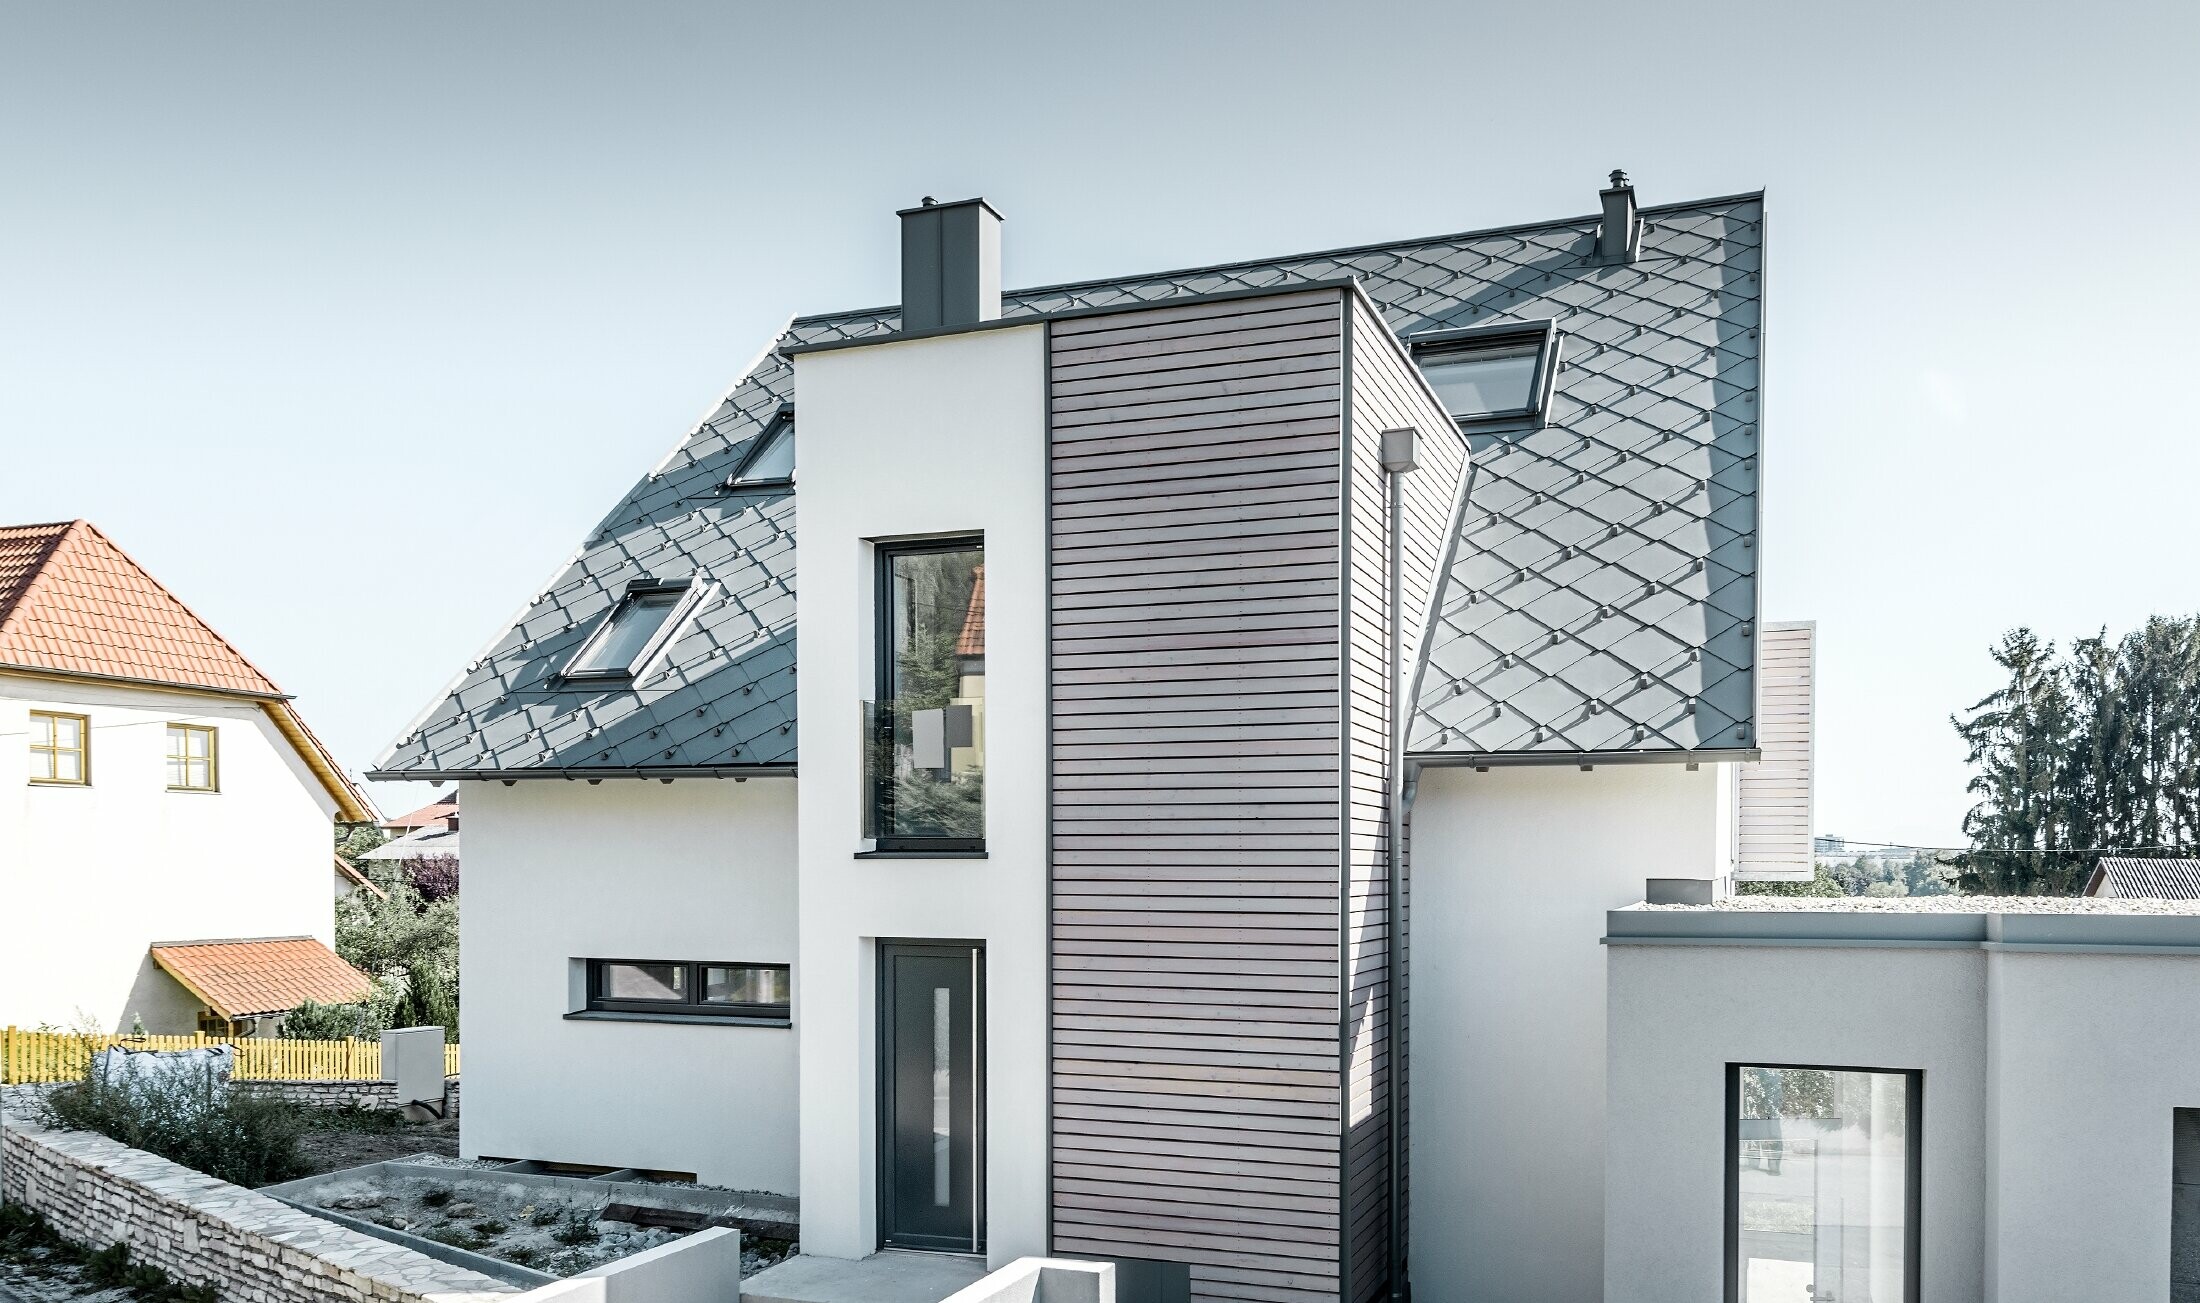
[
  {"xmin": 38, "ymin": 1058, "xmax": 310, "ymax": 1188},
  {"xmin": 282, "ymin": 997, "xmax": 389, "ymax": 1041},
  {"xmin": 0, "ymin": 1209, "xmax": 216, "ymax": 1303}
]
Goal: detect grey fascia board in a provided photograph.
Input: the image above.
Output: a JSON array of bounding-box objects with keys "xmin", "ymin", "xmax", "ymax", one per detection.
[
  {"xmin": 1605, "ymin": 906, "xmax": 2200, "ymax": 954},
  {"xmin": 779, "ymin": 277, "xmax": 1363, "ymax": 357},
  {"xmin": 362, "ymin": 764, "xmax": 798, "ymax": 782},
  {"xmin": 805, "ymin": 189, "xmax": 1769, "ymax": 328},
  {"xmin": 1410, "ymin": 746, "xmax": 1763, "ymax": 768}
]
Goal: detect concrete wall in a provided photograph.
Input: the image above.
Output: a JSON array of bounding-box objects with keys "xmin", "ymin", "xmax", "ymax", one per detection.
[
  {"xmin": 791, "ymin": 325, "xmax": 1049, "ymax": 1267},
  {"xmin": 524, "ymin": 1226, "xmax": 743, "ymax": 1303},
  {"xmin": 459, "ymin": 777, "xmax": 798, "ymax": 1192},
  {"xmin": 0, "ymin": 678, "xmax": 338, "ymax": 1033},
  {"xmin": 1604, "ymin": 943, "xmax": 1989, "ymax": 1303},
  {"xmin": 1406, "ymin": 762, "xmax": 1728, "ymax": 1303}
]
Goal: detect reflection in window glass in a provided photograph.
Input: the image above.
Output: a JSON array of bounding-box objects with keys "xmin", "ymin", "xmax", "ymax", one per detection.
[
  {"xmin": 1417, "ymin": 340, "xmax": 1541, "ymax": 419},
  {"xmin": 602, "ymin": 962, "xmax": 684, "ymax": 1001},
  {"xmin": 1734, "ymin": 1065, "xmax": 1914, "ymax": 1303},
  {"xmin": 868, "ymin": 542, "xmax": 985, "ymax": 846},
  {"xmin": 569, "ymin": 589, "xmax": 683, "ymax": 676},
  {"xmin": 702, "ymin": 965, "xmax": 791, "ymax": 1006},
  {"xmin": 731, "ymin": 419, "xmax": 795, "ymax": 484}
]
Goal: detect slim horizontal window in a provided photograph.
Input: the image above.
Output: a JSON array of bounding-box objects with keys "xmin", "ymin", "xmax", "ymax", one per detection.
[
  {"xmin": 562, "ymin": 579, "xmax": 714, "ymax": 682},
  {"xmin": 166, "ymin": 723, "xmax": 219, "ymax": 791},
  {"xmin": 29, "ymin": 710, "xmax": 89, "ymax": 785},
  {"xmin": 1729, "ymin": 1063, "xmax": 1920, "ymax": 1303},
  {"xmin": 586, "ymin": 959, "xmax": 790, "ymax": 1021},
  {"xmin": 1411, "ymin": 320, "xmax": 1560, "ymax": 425}
]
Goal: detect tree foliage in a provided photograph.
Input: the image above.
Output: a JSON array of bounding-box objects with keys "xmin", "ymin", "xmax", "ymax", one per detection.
[
  {"xmin": 1953, "ymin": 617, "xmax": 2200, "ymax": 893},
  {"xmin": 324, "ymin": 857, "xmax": 459, "ymax": 1038}
]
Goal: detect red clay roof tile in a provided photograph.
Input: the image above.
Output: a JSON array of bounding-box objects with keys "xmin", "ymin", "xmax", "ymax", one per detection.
[{"xmin": 149, "ymin": 937, "xmax": 375, "ymax": 1019}]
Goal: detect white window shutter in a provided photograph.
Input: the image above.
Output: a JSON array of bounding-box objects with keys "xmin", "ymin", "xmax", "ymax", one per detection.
[{"xmin": 1737, "ymin": 622, "xmax": 1815, "ymax": 879}]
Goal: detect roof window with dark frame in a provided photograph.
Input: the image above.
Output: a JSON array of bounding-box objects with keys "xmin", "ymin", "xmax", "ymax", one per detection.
[
  {"xmin": 723, "ymin": 411, "xmax": 795, "ymax": 489},
  {"xmin": 1410, "ymin": 320, "xmax": 1562, "ymax": 426},
  {"xmin": 560, "ymin": 578, "xmax": 716, "ymax": 683}
]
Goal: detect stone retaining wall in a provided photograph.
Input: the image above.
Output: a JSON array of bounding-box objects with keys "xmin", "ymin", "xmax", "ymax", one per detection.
[
  {"xmin": 0, "ymin": 1114, "xmax": 512, "ymax": 1303},
  {"xmin": 234, "ymin": 1076, "xmax": 461, "ymax": 1116}
]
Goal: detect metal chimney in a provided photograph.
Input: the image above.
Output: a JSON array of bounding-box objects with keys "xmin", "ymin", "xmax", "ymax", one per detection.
[
  {"xmin": 899, "ymin": 196, "xmax": 1003, "ymax": 332},
  {"xmin": 1598, "ymin": 170, "xmax": 1640, "ymax": 264}
]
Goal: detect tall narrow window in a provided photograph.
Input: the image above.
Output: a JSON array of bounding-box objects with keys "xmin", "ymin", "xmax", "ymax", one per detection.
[
  {"xmin": 562, "ymin": 579, "xmax": 713, "ymax": 682},
  {"xmin": 28, "ymin": 711, "xmax": 89, "ymax": 785},
  {"xmin": 166, "ymin": 723, "xmax": 219, "ymax": 791},
  {"xmin": 1411, "ymin": 320, "xmax": 1560, "ymax": 425},
  {"xmin": 1729, "ymin": 1064, "xmax": 1920, "ymax": 1303},
  {"xmin": 866, "ymin": 539, "xmax": 985, "ymax": 851}
]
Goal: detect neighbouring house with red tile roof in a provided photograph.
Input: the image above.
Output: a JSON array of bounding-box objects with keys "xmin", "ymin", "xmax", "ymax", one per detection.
[{"xmin": 0, "ymin": 519, "xmax": 378, "ymax": 1036}]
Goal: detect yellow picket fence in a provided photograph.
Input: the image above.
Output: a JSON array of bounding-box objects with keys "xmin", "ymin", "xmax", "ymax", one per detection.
[{"xmin": 1, "ymin": 1028, "xmax": 460, "ymax": 1085}]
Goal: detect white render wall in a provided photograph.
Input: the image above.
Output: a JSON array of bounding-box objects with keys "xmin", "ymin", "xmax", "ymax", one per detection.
[
  {"xmin": 458, "ymin": 777, "xmax": 799, "ymax": 1192},
  {"xmin": 1987, "ymin": 950, "xmax": 2200, "ymax": 1302},
  {"xmin": 790, "ymin": 325, "xmax": 1049, "ymax": 1268},
  {"xmin": 1604, "ymin": 942, "xmax": 1989, "ymax": 1303},
  {"xmin": 1407, "ymin": 761, "xmax": 1729, "ymax": 1303},
  {"xmin": 0, "ymin": 678, "xmax": 338, "ymax": 1033},
  {"xmin": 1604, "ymin": 923, "xmax": 2200, "ymax": 1303}
]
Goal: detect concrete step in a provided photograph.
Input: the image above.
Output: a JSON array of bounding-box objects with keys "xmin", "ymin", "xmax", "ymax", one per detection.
[{"xmin": 741, "ymin": 1250, "xmax": 989, "ymax": 1303}]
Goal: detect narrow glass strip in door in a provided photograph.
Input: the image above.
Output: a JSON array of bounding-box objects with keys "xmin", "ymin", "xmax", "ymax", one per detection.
[{"xmin": 933, "ymin": 985, "xmax": 952, "ymax": 1207}]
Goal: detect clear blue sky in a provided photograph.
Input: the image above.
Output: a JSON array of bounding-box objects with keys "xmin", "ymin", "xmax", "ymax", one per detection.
[{"xmin": 5, "ymin": 1, "xmax": 2195, "ymax": 845}]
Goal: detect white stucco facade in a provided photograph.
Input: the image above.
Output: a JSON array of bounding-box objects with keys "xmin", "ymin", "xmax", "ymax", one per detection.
[
  {"xmin": 1406, "ymin": 761, "xmax": 1733, "ymax": 1303},
  {"xmin": 457, "ymin": 778, "xmax": 800, "ymax": 1192},
  {"xmin": 790, "ymin": 325, "xmax": 1050, "ymax": 1268},
  {"xmin": 0, "ymin": 677, "xmax": 339, "ymax": 1033},
  {"xmin": 1604, "ymin": 908, "xmax": 2200, "ymax": 1303}
]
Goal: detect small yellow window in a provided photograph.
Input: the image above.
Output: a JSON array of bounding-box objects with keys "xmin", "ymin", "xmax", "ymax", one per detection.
[
  {"xmin": 29, "ymin": 711, "xmax": 90, "ymax": 785},
  {"xmin": 166, "ymin": 723, "xmax": 218, "ymax": 792}
]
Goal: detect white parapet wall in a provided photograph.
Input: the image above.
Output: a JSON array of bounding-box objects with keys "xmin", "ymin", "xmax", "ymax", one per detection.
[
  {"xmin": 1, "ymin": 1112, "xmax": 515, "ymax": 1302},
  {"xmin": 937, "ymin": 1257, "xmax": 1115, "ymax": 1303},
  {"xmin": 514, "ymin": 1227, "xmax": 743, "ymax": 1303}
]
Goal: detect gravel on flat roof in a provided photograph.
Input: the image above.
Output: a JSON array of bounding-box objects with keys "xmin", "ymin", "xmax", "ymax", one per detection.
[{"xmin": 1636, "ymin": 895, "xmax": 2200, "ymax": 915}]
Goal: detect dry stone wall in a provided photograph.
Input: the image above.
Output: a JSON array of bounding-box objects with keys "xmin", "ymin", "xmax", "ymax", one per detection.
[
  {"xmin": 233, "ymin": 1076, "xmax": 461, "ymax": 1115},
  {"xmin": 0, "ymin": 1114, "xmax": 512, "ymax": 1303}
]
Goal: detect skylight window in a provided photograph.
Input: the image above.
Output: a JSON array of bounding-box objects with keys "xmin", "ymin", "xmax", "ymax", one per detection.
[
  {"xmin": 1411, "ymin": 321, "xmax": 1560, "ymax": 425},
  {"xmin": 726, "ymin": 414, "xmax": 794, "ymax": 488},
  {"xmin": 563, "ymin": 580, "xmax": 713, "ymax": 681}
]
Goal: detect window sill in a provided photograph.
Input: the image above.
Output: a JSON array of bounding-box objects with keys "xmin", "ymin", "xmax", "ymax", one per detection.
[
  {"xmin": 563, "ymin": 1010, "xmax": 791, "ymax": 1029},
  {"xmin": 854, "ymin": 849, "xmax": 989, "ymax": 860}
]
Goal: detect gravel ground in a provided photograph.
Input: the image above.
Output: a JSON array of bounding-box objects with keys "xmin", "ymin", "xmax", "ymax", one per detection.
[
  {"xmin": 1643, "ymin": 894, "xmax": 2200, "ymax": 913},
  {"xmin": 289, "ymin": 1116, "xmax": 462, "ymax": 1179}
]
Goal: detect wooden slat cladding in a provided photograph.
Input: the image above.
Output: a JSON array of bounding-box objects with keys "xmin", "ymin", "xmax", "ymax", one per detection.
[
  {"xmin": 1337, "ymin": 298, "xmax": 1470, "ymax": 1303},
  {"xmin": 1050, "ymin": 291, "xmax": 1349, "ymax": 1303},
  {"xmin": 1048, "ymin": 289, "xmax": 1466, "ymax": 1303}
]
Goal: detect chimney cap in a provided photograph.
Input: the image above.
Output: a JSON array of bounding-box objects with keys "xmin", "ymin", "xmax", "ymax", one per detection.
[
  {"xmin": 895, "ymin": 195, "xmax": 1005, "ymax": 221},
  {"xmin": 1606, "ymin": 169, "xmax": 1631, "ymax": 190}
]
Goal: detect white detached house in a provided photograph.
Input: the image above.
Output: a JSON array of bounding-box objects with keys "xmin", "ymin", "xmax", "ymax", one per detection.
[
  {"xmin": 376, "ymin": 178, "xmax": 1795, "ymax": 1302},
  {"xmin": 2, "ymin": 519, "xmax": 377, "ymax": 1037}
]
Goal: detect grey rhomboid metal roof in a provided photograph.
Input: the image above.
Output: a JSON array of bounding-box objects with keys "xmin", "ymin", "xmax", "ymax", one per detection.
[{"xmin": 372, "ymin": 191, "xmax": 1762, "ymax": 778}]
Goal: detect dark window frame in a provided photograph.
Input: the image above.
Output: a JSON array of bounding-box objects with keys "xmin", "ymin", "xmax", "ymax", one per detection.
[
  {"xmin": 559, "ymin": 578, "xmax": 715, "ymax": 684},
  {"xmin": 584, "ymin": 958, "xmax": 791, "ymax": 1022},
  {"xmin": 1408, "ymin": 318, "xmax": 1562, "ymax": 427},
  {"xmin": 870, "ymin": 535, "xmax": 987, "ymax": 854},
  {"xmin": 1724, "ymin": 1061, "xmax": 1924, "ymax": 1303},
  {"xmin": 724, "ymin": 409, "xmax": 796, "ymax": 490}
]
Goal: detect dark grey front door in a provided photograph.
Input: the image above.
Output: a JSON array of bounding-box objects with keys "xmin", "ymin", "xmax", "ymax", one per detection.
[{"xmin": 879, "ymin": 941, "xmax": 985, "ymax": 1253}]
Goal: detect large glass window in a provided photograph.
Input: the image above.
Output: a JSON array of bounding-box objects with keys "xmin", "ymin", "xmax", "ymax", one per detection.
[
  {"xmin": 866, "ymin": 539, "xmax": 986, "ymax": 851},
  {"xmin": 585, "ymin": 959, "xmax": 790, "ymax": 1022},
  {"xmin": 1411, "ymin": 321, "xmax": 1559, "ymax": 424},
  {"xmin": 29, "ymin": 710, "xmax": 89, "ymax": 785},
  {"xmin": 1730, "ymin": 1064, "xmax": 1920, "ymax": 1303}
]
